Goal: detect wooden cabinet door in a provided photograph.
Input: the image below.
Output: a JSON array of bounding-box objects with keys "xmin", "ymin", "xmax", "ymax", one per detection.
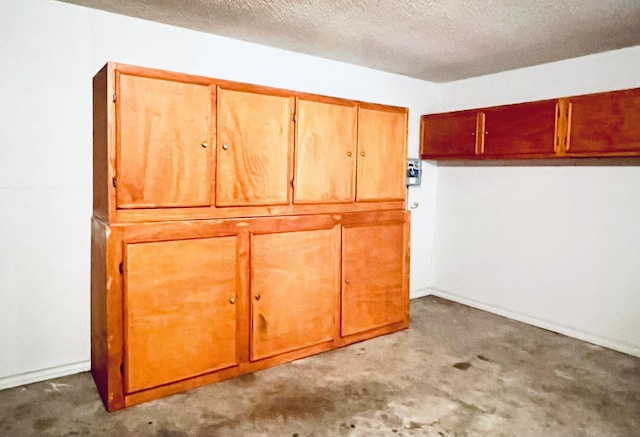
[
  {"xmin": 124, "ymin": 236, "xmax": 239, "ymax": 393},
  {"xmin": 294, "ymin": 99, "xmax": 357, "ymax": 204},
  {"xmin": 482, "ymin": 100, "xmax": 558, "ymax": 156},
  {"xmin": 217, "ymin": 88, "xmax": 293, "ymax": 206},
  {"xmin": 357, "ymin": 107, "xmax": 407, "ymax": 202},
  {"xmin": 420, "ymin": 111, "xmax": 478, "ymax": 158},
  {"xmin": 342, "ymin": 221, "xmax": 408, "ymax": 337},
  {"xmin": 250, "ymin": 226, "xmax": 339, "ymax": 360},
  {"xmin": 116, "ymin": 74, "xmax": 212, "ymax": 209},
  {"xmin": 566, "ymin": 88, "xmax": 640, "ymax": 155}
]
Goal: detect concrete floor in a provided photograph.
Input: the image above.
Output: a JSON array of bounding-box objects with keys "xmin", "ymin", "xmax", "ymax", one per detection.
[{"xmin": 1, "ymin": 296, "xmax": 639, "ymax": 436}]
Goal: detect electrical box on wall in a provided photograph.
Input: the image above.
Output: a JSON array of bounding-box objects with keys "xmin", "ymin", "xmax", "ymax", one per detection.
[{"xmin": 407, "ymin": 158, "xmax": 422, "ymax": 186}]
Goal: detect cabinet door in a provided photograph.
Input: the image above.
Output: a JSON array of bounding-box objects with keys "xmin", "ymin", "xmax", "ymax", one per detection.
[
  {"xmin": 217, "ymin": 89, "xmax": 293, "ymax": 206},
  {"xmin": 420, "ymin": 111, "xmax": 478, "ymax": 158},
  {"xmin": 117, "ymin": 74, "xmax": 212, "ymax": 209},
  {"xmin": 250, "ymin": 227, "xmax": 339, "ymax": 360},
  {"xmin": 482, "ymin": 100, "xmax": 558, "ymax": 156},
  {"xmin": 294, "ymin": 99, "xmax": 357, "ymax": 204},
  {"xmin": 357, "ymin": 107, "xmax": 407, "ymax": 202},
  {"xmin": 124, "ymin": 236, "xmax": 238, "ymax": 393},
  {"xmin": 342, "ymin": 222, "xmax": 408, "ymax": 337},
  {"xmin": 567, "ymin": 88, "xmax": 640, "ymax": 154}
]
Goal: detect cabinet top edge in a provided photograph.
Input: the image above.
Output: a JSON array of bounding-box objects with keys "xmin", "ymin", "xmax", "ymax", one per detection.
[
  {"xmin": 421, "ymin": 86, "xmax": 640, "ymax": 118},
  {"xmin": 98, "ymin": 61, "xmax": 408, "ymax": 113}
]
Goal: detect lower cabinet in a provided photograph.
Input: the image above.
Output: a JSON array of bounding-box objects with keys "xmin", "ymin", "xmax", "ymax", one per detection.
[
  {"xmin": 91, "ymin": 210, "xmax": 409, "ymax": 411},
  {"xmin": 341, "ymin": 222, "xmax": 408, "ymax": 337},
  {"xmin": 250, "ymin": 226, "xmax": 339, "ymax": 360}
]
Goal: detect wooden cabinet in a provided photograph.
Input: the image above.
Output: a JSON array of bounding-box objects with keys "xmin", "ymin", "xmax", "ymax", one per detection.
[
  {"xmin": 481, "ymin": 100, "xmax": 558, "ymax": 157},
  {"xmin": 216, "ymin": 88, "xmax": 293, "ymax": 206},
  {"xmin": 124, "ymin": 236, "xmax": 239, "ymax": 393},
  {"xmin": 92, "ymin": 62, "xmax": 409, "ymax": 412},
  {"xmin": 420, "ymin": 110, "xmax": 478, "ymax": 158},
  {"xmin": 116, "ymin": 73, "xmax": 213, "ymax": 208},
  {"xmin": 294, "ymin": 99, "xmax": 358, "ymax": 204},
  {"xmin": 357, "ymin": 106, "xmax": 407, "ymax": 201},
  {"xmin": 565, "ymin": 88, "xmax": 640, "ymax": 155},
  {"xmin": 250, "ymin": 226, "xmax": 339, "ymax": 360},
  {"xmin": 341, "ymin": 217, "xmax": 409, "ymax": 337},
  {"xmin": 420, "ymin": 87, "xmax": 640, "ymax": 160}
]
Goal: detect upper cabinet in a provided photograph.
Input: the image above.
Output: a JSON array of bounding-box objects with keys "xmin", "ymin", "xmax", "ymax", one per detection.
[
  {"xmin": 94, "ymin": 63, "xmax": 407, "ymax": 224},
  {"xmin": 357, "ymin": 106, "xmax": 407, "ymax": 202},
  {"xmin": 420, "ymin": 110, "xmax": 478, "ymax": 158},
  {"xmin": 116, "ymin": 73, "xmax": 213, "ymax": 209},
  {"xmin": 481, "ymin": 100, "xmax": 557, "ymax": 157},
  {"xmin": 421, "ymin": 87, "xmax": 640, "ymax": 160},
  {"xmin": 216, "ymin": 88, "xmax": 293, "ymax": 206},
  {"xmin": 565, "ymin": 88, "xmax": 640, "ymax": 156},
  {"xmin": 294, "ymin": 99, "xmax": 358, "ymax": 204}
]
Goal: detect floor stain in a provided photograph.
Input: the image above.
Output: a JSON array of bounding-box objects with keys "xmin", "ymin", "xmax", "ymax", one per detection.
[
  {"xmin": 477, "ymin": 355, "xmax": 491, "ymax": 362},
  {"xmin": 453, "ymin": 362, "xmax": 472, "ymax": 370},
  {"xmin": 33, "ymin": 417, "xmax": 57, "ymax": 431}
]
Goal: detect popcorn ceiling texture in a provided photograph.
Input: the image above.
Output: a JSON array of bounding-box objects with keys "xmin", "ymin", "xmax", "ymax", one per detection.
[{"xmin": 60, "ymin": 0, "xmax": 640, "ymax": 82}]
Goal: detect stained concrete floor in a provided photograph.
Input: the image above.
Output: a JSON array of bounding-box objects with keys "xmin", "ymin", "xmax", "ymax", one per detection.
[{"xmin": 1, "ymin": 296, "xmax": 639, "ymax": 436}]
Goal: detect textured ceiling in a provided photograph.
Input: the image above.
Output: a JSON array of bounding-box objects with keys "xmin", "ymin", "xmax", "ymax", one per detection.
[{"xmin": 60, "ymin": 0, "xmax": 640, "ymax": 82}]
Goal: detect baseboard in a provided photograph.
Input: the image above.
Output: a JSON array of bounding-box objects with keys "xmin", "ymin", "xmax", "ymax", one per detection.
[
  {"xmin": 410, "ymin": 286, "xmax": 433, "ymax": 300},
  {"xmin": 0, "ymin": 360, "xmax": 90, "ymax": 391},
  {"xmin": 427, "ymin": 288, "xmax": 640, "ymax": 358}
]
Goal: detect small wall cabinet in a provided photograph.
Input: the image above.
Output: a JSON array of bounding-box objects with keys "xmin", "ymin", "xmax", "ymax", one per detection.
[
  {"xmin": 92, "ymin": 63, "xmax": 410, "ymax": 411},
  {"xmin": 420, "ymin": 87, "xmax": 640, "ymax": 160}
]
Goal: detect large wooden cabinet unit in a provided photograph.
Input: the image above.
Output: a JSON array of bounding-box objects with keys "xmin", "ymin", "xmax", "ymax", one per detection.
[
  {"xmin": 420, "ymin": 87, "xmax": 640, "ymax": 159},
  {"xmin": 91, "ymin": 63, "xmax": 410, "ymax": 411}
]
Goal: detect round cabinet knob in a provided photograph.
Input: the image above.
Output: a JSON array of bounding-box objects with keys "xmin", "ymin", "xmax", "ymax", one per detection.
[
  {"xmin": 471, "ymin": 132, "xmax": 475, "ymax": 136},
  {"xmin": 344, "ymin": 279, "xmax": 350, "ymax": 284},
  {"xmin": 222, "ymin": 144, "xmax": 229, "ymax": 150},
  {"xmin": 360, "ymin": 151, "xmax": 365, "ymax": 157},
  {"xmin": 346, "ymin": 151, "xmax": 352, "ymax": 157},
  {"xmin": 201, "ymin": 142, "xmax": 208, "ymax": 148},
  {"xmin": 485, "ymin": 131, "xmax": 489, "ymax": 135},
  {"xmin": 255, "ymin": 294, "xmax": 261, "ymax": 301},
  {"xmin": 229, "ymin": 297, "xmax": 236, "ymax": 304}
]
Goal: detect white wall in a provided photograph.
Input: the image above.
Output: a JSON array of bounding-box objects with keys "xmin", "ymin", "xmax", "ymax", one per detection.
[
  {"xmin": 0, "ymin": 0, "xmax": 440, "ymax": 388},
  {"xmin": 432, "ymin": 46, "xmax": 640, "ymax": 357}
]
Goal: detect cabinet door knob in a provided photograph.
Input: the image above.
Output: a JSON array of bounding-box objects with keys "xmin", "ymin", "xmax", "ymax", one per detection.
[
  {"xmin": 201, "ymin": 142, "xmax": 208, "ymax": 148},
  {"xmin": 222, "ymin": 144, "xmax": 229, "ymax": 150},
  {"xmin": 255, "ymin": 294, "xmax": 261, "ymax": 301},
  {"xmin": 344, "ymin": 279, "xmax": 350, "ymax": 284},
  {"xmin": 360, "ymin": 151, "xmax": 365, "ymax": 157},
  {"xmin": 229, "ymin": 297, "xmax": 236, "ymax": 304},
  {"xmin": 346, "ymin": 151, "xmax": 352, "ymax": 157}
]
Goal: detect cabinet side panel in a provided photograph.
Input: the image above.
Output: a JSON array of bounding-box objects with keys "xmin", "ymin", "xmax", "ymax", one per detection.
[
  {"xmin": 90, "ymin": 219, "xmax": 108, "ymax": 406},
  {"xmin": 93, "ymin": 65, "xmax": 109, "ymax": 221}
]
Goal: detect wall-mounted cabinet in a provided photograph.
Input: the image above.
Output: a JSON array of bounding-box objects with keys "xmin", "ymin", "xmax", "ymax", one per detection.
[
  {"xmin": 564, "ymin": 88, "xmax": 640, "ymax": 156},
  {"xmin": 92, "ymin": 63, "xmax": 410, "ymax": 411},
  {"xmin": 420, "ymin": 87, "xmax": 640, "ymax": 160}
]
